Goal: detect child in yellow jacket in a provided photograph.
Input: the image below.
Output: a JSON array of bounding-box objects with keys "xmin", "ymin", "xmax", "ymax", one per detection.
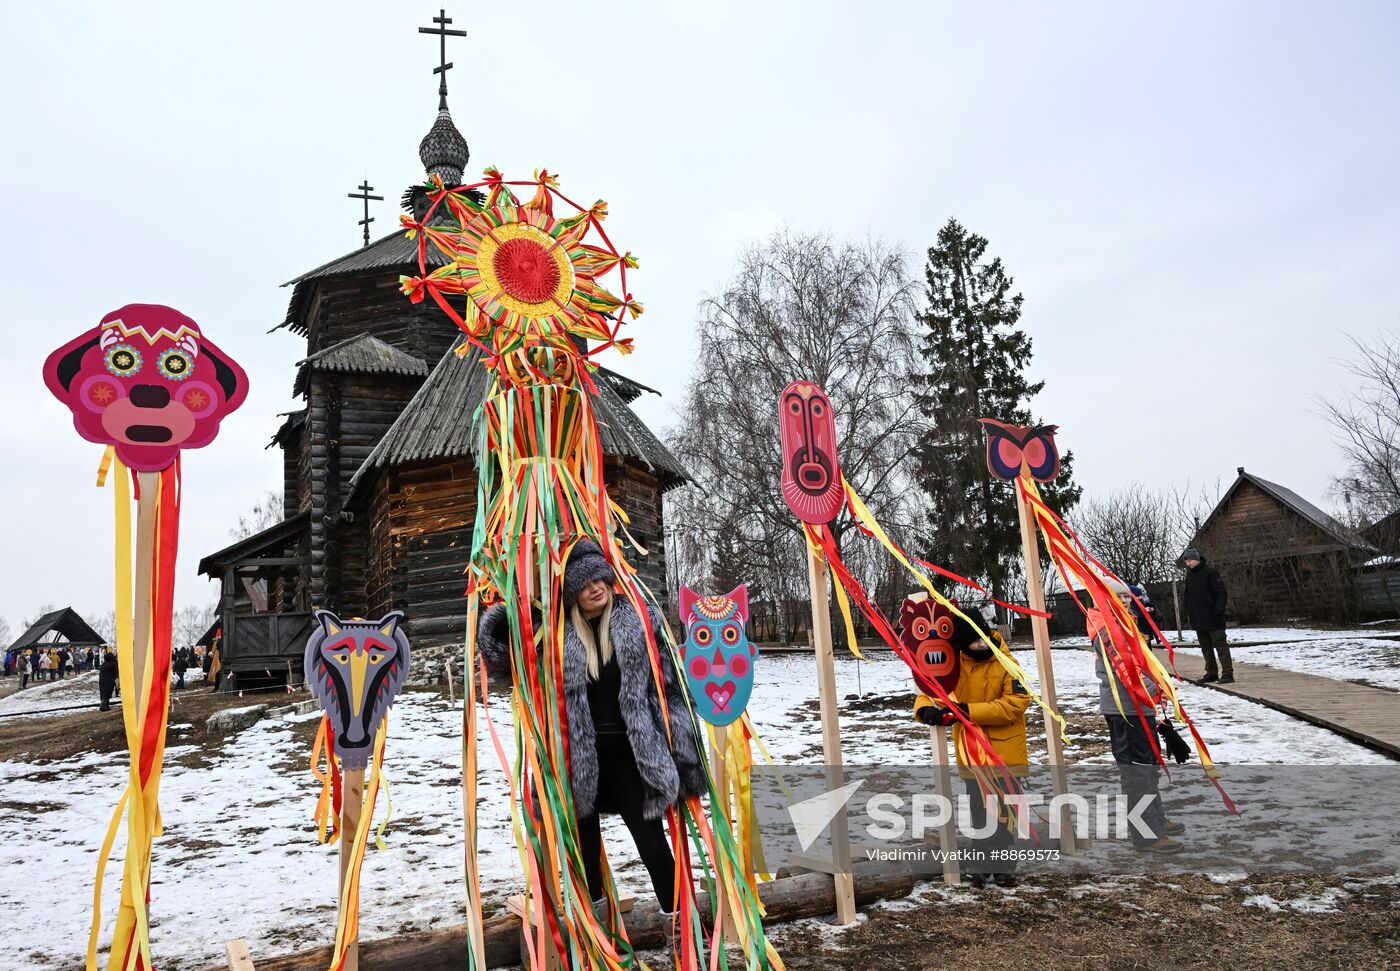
[{"xmin": 910, "ymin": 609, "xmax": 1030, "ymax": 887}]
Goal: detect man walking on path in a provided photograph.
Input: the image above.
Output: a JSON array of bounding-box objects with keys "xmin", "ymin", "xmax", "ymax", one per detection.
[
  {"xmin": 98, "ymin": 651, "xmax": 119, "ymax": 711},
  {"xmin": 1183, "ymin": 547, "xmax": 1233, "ymax": 684}
]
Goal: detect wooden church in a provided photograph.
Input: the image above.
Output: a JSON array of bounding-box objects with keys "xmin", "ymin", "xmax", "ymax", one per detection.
[{"xmin": 198, "ymin": 18, "xmax": 685, "ymax": 688}]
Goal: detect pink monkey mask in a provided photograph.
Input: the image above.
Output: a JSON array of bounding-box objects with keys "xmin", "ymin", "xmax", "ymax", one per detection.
[{"xmin": 43, "ymin": 304, "xmax": 249, "ymax": 472}]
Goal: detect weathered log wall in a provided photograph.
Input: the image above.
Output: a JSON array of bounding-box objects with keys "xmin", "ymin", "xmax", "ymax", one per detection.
[
  {"xmin": 355, "ymin": 456, "xmax": 672, "ymax": 656},
  {"xmin": 303, "ymin": 371, "xmax": 420, "ymax": 610},
  {"xmin": 310, "ymin": 273, "xmax": 462, "ymax": 365},
  {"xmin": 605, "ymin": 459, "xmax": 670, "ymax": 617}
]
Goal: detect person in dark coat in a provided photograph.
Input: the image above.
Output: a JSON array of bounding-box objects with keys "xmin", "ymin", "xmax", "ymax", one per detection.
[
  {"xmin": 1182, "ymin": 547, "xmax": 1232, "ymax": 684},
  {"xmin": 173, "ymin": 649, "xmax": 188, "ymax": 689},
  {"xmin": 98, "ymin": 651, "xmax": 119, "ymax": 711},
  {"xmin": 477, "ymin": 538, "xmax": 706, "ymax": 912}
]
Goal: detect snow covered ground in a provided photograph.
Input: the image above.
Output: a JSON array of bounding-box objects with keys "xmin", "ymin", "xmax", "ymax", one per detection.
[
  {"xmin": 0, "ymin": 670, "xmax": 104, "ymax": 717},
  {"xmin": 1050, "ymin": 626, "xmax": 1400, "ymax": 692},
  {"xmin": 1, "ymin": 640, "xmax": 1395, "ymax": 970}
]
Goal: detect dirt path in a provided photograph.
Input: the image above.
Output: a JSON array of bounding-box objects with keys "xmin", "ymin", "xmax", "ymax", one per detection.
[
  {"xmin": 764, "ymin": 872, "xmax": 1399, "ymax": 970},
  {"xmin": 0, "ymin": 686, "xmax": 314, "ymax": 762}
]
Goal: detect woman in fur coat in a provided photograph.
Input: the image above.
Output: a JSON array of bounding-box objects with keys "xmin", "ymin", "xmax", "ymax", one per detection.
[{"xmin": 477, "ymin": 538, "xmax": 706, "ymax": 911}]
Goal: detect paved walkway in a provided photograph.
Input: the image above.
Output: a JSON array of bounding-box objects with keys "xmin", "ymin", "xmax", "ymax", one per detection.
[{"xmin": 1164, "ymin": 650, "xmax": 1400, "ymax": 759}]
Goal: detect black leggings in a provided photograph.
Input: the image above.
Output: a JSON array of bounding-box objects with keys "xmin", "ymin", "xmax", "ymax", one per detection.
[{"xmin": 577, "ymin": 734, "xmax": 677, "ymax": 910}]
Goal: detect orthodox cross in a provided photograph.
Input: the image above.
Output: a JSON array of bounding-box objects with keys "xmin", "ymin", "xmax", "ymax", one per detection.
[
  {"xmin": 347, "ymin": 180, "xmax": 383, "ymax": 248},
  {"xmin": 419, "ymin": 9, "xmax": 467, "ymax": 110}
]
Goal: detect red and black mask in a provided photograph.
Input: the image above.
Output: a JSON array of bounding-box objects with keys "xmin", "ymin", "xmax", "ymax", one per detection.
[{"xmin": 898, "ymin": 598, "xmax": 965, "ymax": 694}]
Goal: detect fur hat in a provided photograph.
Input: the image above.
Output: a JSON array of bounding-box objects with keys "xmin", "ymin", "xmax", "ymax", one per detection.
[{"xmin": 564, "ymin": 538, "xmax": 617, "ymax": 607}]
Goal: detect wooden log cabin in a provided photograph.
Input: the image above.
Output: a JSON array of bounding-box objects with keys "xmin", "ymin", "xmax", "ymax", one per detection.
[
  {"xmin": 1186, "ymin": 467, "xmax": 1379, "ymax": 623},
  {"xmin": 198, "ymin": 93, "xmax": 686, "ymax": 690}
]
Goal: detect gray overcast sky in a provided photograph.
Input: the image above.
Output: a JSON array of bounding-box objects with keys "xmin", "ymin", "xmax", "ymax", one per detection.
[{"xmin": 1, "ymin": 1, "xmax": 1396, "ymax": 633}]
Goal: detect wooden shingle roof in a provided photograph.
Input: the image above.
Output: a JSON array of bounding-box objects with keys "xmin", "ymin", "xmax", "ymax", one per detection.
[
  {"xmin": 346, "ymin": 339, "xmax": 687, "ymax": 501},
  {"xmin": 276, "ymin": 218, "xmax": 456, "ymax": 336},
  {"xmin": 9, "ymin": 608, "xmax": 104, "ymax": 651},
  {"xmin": 197, "ymin": 511, "xmax": 311, "ymax": 577},
  {"xmin": 1193, "ymin": 468, "xmax": 1379, "ymax": 556},
  {"xmin": 293, "ymin": 333, "xmax": 430, "ymax": 397}
]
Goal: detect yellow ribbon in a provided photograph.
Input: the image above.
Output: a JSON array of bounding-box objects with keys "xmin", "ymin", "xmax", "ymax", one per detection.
[
  {"xmin": 1024, "ymin": 479, "xmax": 1219, "ymax": 777},
  {"xmin": 329, "ymin": 720, "xmax": 390, "ymax": 969},
  {"xmin": 840, "ymin": 477, "xmax": 1068, "ymax": 744},
  {"xmin": 87, "ymin": 453, "xmax": 158, "ymax": 971}
]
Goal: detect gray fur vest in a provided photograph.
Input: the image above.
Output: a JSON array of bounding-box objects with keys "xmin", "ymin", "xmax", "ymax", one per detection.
[{"xmin": 477, "ymin": 598, "xmax": 707, "ymax": 820}]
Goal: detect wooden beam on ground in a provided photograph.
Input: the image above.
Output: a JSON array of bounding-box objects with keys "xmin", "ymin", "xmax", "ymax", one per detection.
[
  {"xmin": 205, "ymin": 865, "xmax": 917, "ymax": 971},
  {"xmin": 224, "ymin": 938, "xmax": 256, "ymax": 971}
]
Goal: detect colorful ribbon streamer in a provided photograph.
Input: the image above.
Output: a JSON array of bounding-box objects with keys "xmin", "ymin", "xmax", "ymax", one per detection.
[
  {"xmin": 87, "ymin": 450, "xmax": 180, "ymax": 971},
  {"xmin": 1017, "ymin": 477, "xmax": 1237, "ymax": 813},
  {"xmin": 408, "ymin": 173, "xmax": 782, "ymax": 970}
]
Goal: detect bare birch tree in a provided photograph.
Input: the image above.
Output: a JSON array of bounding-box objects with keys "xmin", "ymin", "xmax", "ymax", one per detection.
[
  {"xmin": 1320, "ymin": 331, "xmax": 1400, "ymax": 526},
  {"xmin": 1072, "ymin": 485, "xmax": 1186, "ymax": 585},
  {"xmin": 663, "ymin": 231, "xmax": 926, "ymax": 638}
]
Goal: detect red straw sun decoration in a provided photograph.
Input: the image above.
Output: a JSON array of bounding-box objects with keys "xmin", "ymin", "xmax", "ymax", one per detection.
[{"xmin": 402, "ymin": 169, "xmax": 782, "ymax": 971}]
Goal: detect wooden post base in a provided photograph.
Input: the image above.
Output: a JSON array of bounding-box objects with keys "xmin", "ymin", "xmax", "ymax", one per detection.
[{"xmin": 224, "ymin": 939, "xmax": 256, "ymax": 971}]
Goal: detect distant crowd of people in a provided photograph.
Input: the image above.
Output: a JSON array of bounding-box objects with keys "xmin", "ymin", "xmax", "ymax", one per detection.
[
  {"xmin": 2, "ymin": 644, "xmax": 100, "ymax": 687},
  {"xmin": 2, "ymin": 643, "xmax": 219, "ymax": 710}
]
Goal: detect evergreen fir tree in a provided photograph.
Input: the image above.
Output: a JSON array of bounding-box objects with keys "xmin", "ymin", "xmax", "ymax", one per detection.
[{"xmin": 912, "ymin": 218, "xmax": 1081, "ymax": 605}]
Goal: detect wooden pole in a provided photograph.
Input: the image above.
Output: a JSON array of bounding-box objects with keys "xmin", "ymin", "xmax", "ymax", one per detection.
[
  {"xmin": 1172, "ymin": 579, "xmax": 1183, "ymax": 641},
  {"xmin": 131, "ymin": 471, "xmax": 160, "ymax": 718},
  {"xmin": 805, "ymin": 547, "xmax": 856, "ymax": 924},
  {"xmin": 339, "ymin": 768, "xmax": 365, "ymax": 971},
  {"xmin": 1013, "ymin": 479, "xmax": 1078, "ymax": 854},
  {"xmin": 224, "ymin": 939, "xmax": 257, "ymax": 971},
  {"xmin": 710, "ymin": 723, "xmax": 737, "ymax": 941},
  {"xmin": 929, "ymin": 725, "xmax": 960, "ymax": 884}
]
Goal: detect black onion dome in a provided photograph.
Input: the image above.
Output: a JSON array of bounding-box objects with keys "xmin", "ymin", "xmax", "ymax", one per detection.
[{"xmin": 418, "ymin": 107, "xmax": 469, "ymax": 186}]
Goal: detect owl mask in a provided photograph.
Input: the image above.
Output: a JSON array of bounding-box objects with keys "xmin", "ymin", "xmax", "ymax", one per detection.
[{"xmin": 679, "ymin": 585, "xmax": 756, "ymax": 726}]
